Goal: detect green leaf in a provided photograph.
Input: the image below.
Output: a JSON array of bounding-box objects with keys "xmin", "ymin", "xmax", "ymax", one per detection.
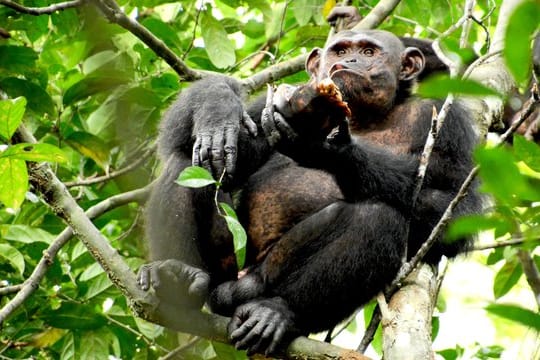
[
  {"xmin": 0, "ymin": 97, "xmax": 26, "ymax": 141},
  {"xmin": 504, "ymin": 1, "xmax": 540, "ymax": 85},
  {"xmin": 65, "ymin": 132, "xmax": 110, "ymax": 170},
  {"xmin": 486, "ymin": 303, "xmax": 540, "ymax": 330},
  {"xmin": 474, "ymin": 146, "xmax": 540, "ymax": 203},
  {"xmin": 63, "ymin": 74, "xmax": 130, "ymax": 106},
  {"xmin": 493, "ymin": 260, "xmax": 522, "ymax": 299},
  {"xmin": 212, "ymin": 341, "xmax": 248, "ymax": 360},
  {"xmin": 292, "ymin": 0, "xmax": 316, "ymax": 26},
  {"xmin": 220, "ymin": 202, "xmax": 247, "ymax": 269},
  {"xmin": 0, "ymin": 45, "xmax": 38, "ymax": 73},
  {"xmin": 446, "ymin": 214, "xmax": 513, "ymax": 242},
  {"xmin": 0, "ymin": 224, "xmax": 55, "ymax": 244},
  {"xmin": 0, "ymin": 77, "xmax": 55, "ymax": 116},
  {"xmin": 176, "ymin": 166, "xmax": 217, "ymax": 188},
  {"xmin": 134, "ymin": 318, "xmax": 164, "ymax": 340},
  {"xmin": 41, "ymin": 302, "xmax": 107, "ymax": 330},
  {"xmin": 0, "ymin": 157, "xmax": 28, "ymax": 209},
  {"xmin": 417, "ymin": 75, "xmax": 501, "ymax": 98},
  {"xmin": 79, "ymin": 329, "xmax": 113, "ymax": 360},
  {"xmin": 200, "ymin": 11, "xmax": 236, "ymax": 69},
  {"xmin": 79, "ymin": 262, "xmax": 104, "ymax": 281},
  {"xmin": 0, "ymin": 143, "xmax": 68, "ymax": 163},
  {"xmin": 513, "ymin": 135, "xmax": 540, "ymax": 172},
  {"xmin": 82, "ymin": 272, "xmax": 113, "ymax": 300},
  {"xmin": 0, "ymin": 243, "xmax": 25, "ymax": 275}
]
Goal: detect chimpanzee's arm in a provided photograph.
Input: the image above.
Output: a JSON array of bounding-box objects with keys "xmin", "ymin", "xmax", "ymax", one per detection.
[{"xmin": 158, "ymin": 75, "xmax": 271, "ymax": 187}]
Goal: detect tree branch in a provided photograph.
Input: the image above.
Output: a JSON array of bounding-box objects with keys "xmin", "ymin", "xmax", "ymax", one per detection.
[
  {"xmin": 516, "ymin": 249, "xmax": 540, "ymax": 309},
  {"xmin": 352, "ymin": 0, "xmax": 402, "ymax": 30},
  {"xmin": 0, "ymin": 184, "xmax": 151, "ymax": 325},
  {"xmin": 242, "ymin": 0, "xmax": 402, "ymax": 93},
  {"xmin": 91, "ymin": 0, "xmax": 202, "ymax": 81},
  {"xmin": 65, "ymin": 145, "xmax": 155, "ymax": 187},
  {"xmin": 0, "ymin": 0, "xmax": 83, "ymax": 15}
]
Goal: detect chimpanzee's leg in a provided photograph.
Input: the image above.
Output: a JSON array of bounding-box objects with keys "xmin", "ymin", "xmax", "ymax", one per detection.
[
  {"xmin": 139, "ymin": 152, "xmax": 237, "ymax": 309},
  {"xmin": 210, "ymin": 200, "xmax": 407, "ymax": 354}
]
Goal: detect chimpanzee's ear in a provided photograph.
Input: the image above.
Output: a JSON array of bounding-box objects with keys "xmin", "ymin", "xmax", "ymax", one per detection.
[
  {"xmin": 306, "ymin": 48, "xmax": 322, "ymax": 77},
  {"xmin": 399, "ymin": 47, "xmax": 425, "ymax": 81}
]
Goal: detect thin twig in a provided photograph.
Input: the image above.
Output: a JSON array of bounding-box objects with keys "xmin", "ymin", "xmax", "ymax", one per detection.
[
  {"xmin": 65, "ymin": 146, "xmax": 155, "ymax": 187},
  {"xmin": 159, "ymin": 338, "xmax": 200, "ymax": 360},
  {"xmin": 0, "ymin": 0, "xmax": 83, "ymax": 15},
  {"xmin": 0, "ymin": 285, "xmax": 22, "ymax": 296},
  {"xmin": 473, "ymin": 237, "xmax": 539, "ymax": 251}
]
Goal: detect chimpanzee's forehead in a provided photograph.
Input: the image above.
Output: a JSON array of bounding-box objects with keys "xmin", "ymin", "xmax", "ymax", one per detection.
[{"xmin": 329, "ymin": 30, "xmax": 403, "ymax": 50}]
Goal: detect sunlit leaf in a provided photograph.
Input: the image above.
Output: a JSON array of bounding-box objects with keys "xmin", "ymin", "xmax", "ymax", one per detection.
[
  {"xmin": 486, "ymin": 303, "xmax": 540, "ymax": 330},
  {"xmin": 0, "ymin": 243, "xmax": 25, "ymax": 275},
  {"xmin": 0, "ymin": 157, "xmax": 28, "ymax": 209},
  {"xmin": 0, "ymin": 143, "xmax": 68, "ymax": 163},
  {"xmin": 176, "ymin": 166, "xmax": 217, "ymax": 188},
  {"xmin": 474, "ymin": 146, "xmax": 540, "ymax": 203},
  {"xmin": 513, "ymin": 135, "xmax": 540, "ymax": 172},
  {"xmin": 134, "ymin": 318, "xmax": 164, "ymax": 340},
  {"xmin": 493, "ymin": 260, "xmax": 522, "ymax": 299},
  {"xmin": 417, "ymin": 75, "xmax": 501, "ymax": 98},
  {"xmin": 446, "ymin": 214, "xmax": 513, "ymax": 242},
  {"xmin": 0, "ymin": 224, "xmax": 55, "ymax": 244},
  {"xmin": 63, "ymin": 74, "xmax": 130, "ymax": 106},
  {"xmin": 292, "ymin": 0, "xmax": 315, "ymax": 26},
  {"xmin": 0, "ymin": 97, "xmax": 26, "ymax": 141},
  {"xmin": 200, "ymin": 11, "xmax": 236, "ymax": 69},
  {"xmin": 504, "ymin": 0, "xmax": 540, "ymax": 85},
  {"xmin": 220, "ymin": 202, "xmax": 247, "ymax": 269}
]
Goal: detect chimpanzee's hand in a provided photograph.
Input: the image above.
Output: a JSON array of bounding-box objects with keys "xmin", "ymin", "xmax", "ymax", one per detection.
[
  {"xmin": 327, "ymin": 6, "xmax": 362, "ymax": 31},
  {"xmin": 137, "ymin": 259, "xmax": 210, "ymax": 309},
  {"xmin": 228, "ymin": 297, "xmax": 298, "ymax": 356},
  {"xmin": 189, "ymin": 78, "xmax": 258, "ymax": 182}
]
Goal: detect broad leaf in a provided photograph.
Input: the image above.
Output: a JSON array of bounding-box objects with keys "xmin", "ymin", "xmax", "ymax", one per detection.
[
  {"xmin": 0, "ymin": 243, "xmax": 25, "ymax": 275},
  {"xmin": 176, "ymin": 166, "xmax": 217, "ymax": 188},
  {"xmin": 65, "ymin": 132, "xmax": 110, "ymax": 170},
  {"xmin": 417, "ymin": 75, "xmax": 501, "ymax": 98},
  {"xmin": 513, "ymin": 135, "xmax": 540, "ymax": 172},
  {"xmin": 0, "ymin": 224, "xmax": 55, "ymax": 244},
  {"xmin": 0, "ymin": 143, "xmax": 67, "ymax": 163},
  {"xmin": 220, "ymin": 202, "xmax": 247, "ymax": 269},
  {"xmin": 201, "ymin": 11, "xmax": 236, "ymax": 69},
  {"xmin": 493, "ymin": 260, "xmax": 522, "ymax": 299},
  {"xmin": 0, "ymin": 77, "xmax": 55, "ymax": 115},
  {"xmin": 41, "ymin": 302, "xmax": 107, "ymax": 330},
  {"xmin": 486, "ymin": 303, "xmax": 540, "ymax": 330},
  {"xmin": 504, "ymin": 1, "xmax": 540, "ymax": 85},
  {"xmin": 0, "ymin": 97, "xmax": 26, "ymax": 141},
  {"xmin": 0, "ymin": 157, "xmax": 28, "ymax": 209}
]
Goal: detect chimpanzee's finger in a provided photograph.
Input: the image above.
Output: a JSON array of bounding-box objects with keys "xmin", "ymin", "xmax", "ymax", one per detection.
[
  {"xmin": 192, "ymin": 137, "xmax": 202, "ymax": 167},
  {"xmin": 211, "ymin": 130, "xmax": 225, "ymax": 179},
  {"xmin": 273, "ymin": 112, "xmax": 298, "ymax": 142},
  {"xmin": 137, "ymin": 264, "xmax": 151, "ymax": 291},
  {"xmin": 242, "ymin": 111, "xmax": 258, "ymax": 137},
  {"xmin": 199, "ymin": 134, "xmax": 212, "ymax": 172},
  {"xmin": 224, "ymin": 126, "xmax": 239, "ymax": 178}
]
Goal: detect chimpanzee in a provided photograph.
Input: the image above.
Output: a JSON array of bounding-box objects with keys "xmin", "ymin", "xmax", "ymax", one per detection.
[{"xmin": 138, "ymin": 29, "xmax": 481, "ymax": 355}]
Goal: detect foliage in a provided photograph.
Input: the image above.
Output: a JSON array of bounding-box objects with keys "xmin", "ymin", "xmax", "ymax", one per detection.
[{"xmin": 0, "ymin": 0, "xmax": 538, "ymax": 359}]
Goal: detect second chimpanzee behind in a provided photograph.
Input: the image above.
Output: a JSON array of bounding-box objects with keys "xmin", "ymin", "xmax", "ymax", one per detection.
[{"xmin": 139, "ymin": 29, "xmax": 481, "ymax": 355}]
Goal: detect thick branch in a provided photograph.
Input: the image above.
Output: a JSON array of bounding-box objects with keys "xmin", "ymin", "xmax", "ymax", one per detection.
[
  {"xmin": 353, "ymin": 0, "xmax": 402, "ymax": 30},
  {"xmin": 0, "ymin": 0, "xmax": 82, "ymax": 15}
]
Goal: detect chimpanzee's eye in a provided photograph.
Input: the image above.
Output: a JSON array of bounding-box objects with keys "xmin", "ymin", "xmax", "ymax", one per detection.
[
  {"xmin": 363, "ymin": 48, "xmax": 375, "ymax": 56},
  {"xmin": 336, "ymin": 49, "xmax": 347, "ymax": 56}
]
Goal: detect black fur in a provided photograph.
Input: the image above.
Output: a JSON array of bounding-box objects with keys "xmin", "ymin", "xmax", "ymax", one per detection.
[{"xmin": 139, "ymin": 30, "xmax": 481, "ymax": 355}]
